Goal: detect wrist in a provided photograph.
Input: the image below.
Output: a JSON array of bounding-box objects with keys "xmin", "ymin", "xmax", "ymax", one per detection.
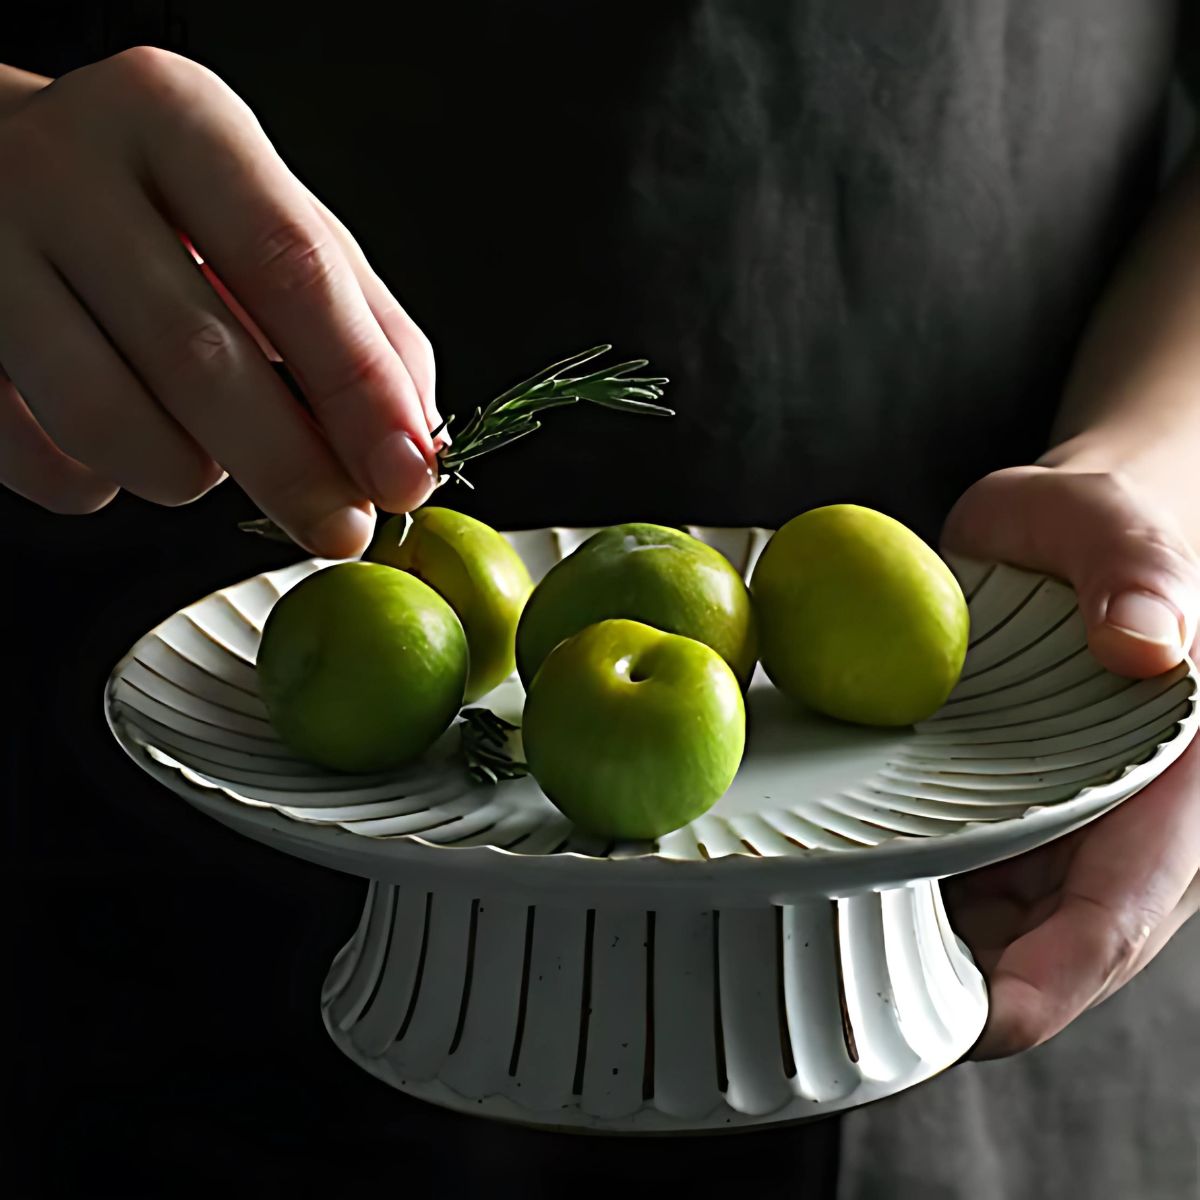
[{"xmin": 0, "ymin": 64, "xmax": 52, "ymax": 120}]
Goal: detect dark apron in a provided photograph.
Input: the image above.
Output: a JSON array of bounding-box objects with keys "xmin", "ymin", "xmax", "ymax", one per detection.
[{"xmin": 182, "ymin": 1, "xmax": 1180, "ymax": 540}]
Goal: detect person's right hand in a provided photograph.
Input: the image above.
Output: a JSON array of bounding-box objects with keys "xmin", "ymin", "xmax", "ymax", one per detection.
[{"xmin": 0, "ymin": 48, "xmax": 444, "ymax": 558}]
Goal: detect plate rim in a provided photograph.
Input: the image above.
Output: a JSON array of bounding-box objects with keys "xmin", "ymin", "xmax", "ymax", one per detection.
[{"xmin": 103, "ymin": 526, "xmax": 1200, "ymax": 898}]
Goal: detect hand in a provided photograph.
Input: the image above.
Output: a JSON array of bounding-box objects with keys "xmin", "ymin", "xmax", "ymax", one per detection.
[
  {"xmin": 0, "ymin": 49, "xmax": 442, "ymax": 557},
  {"xmin": 940, "ymin": 464, "xmax": 1200, "ymax": 1059}
]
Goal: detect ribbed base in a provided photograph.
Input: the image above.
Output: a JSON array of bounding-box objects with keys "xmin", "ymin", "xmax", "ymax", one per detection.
[{"xmin": 320, "ymin": 879, "xmax": 986, "ymax": 1133}]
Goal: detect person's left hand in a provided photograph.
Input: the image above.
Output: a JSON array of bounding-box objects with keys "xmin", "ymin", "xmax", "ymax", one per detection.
[{"xmin": 938, "ymin": 464, "xmax": 1200, "ymax": 1059}]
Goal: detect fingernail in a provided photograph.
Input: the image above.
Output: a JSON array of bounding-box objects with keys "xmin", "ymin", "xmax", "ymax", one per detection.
[
  {"xmin": 1105, "ymin": 590, "xmax": 1184, "ymax": 648},
  {"xmin": 307, "ymin": 505, "xmax": 375, "ymax": 559},
  {"xmin": 367, "ymin": 431, "xmax": 437, "ymax": 511}
]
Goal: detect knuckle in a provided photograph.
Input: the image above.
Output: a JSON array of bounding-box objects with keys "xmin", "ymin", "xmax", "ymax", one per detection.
[
  {"xmin": 103, "ymin": 47, "xmax": 225, "ymax": 118},
  {"xmin": 1074, "ymin": 896, "xmax": 1155, "ymax": 997},
  {"xmin": 1108, "ymin": 908, "xmax": 1156, "ymax": 973},
  {"xmin": 108, "ymin": 45, "xmax": 195, "ymax": 91},
  {"xmin": 151, "ymin": 314, "xmax": 242, "ymax": 384},
  {"xmin": 308, "ymin": 346, "xmax": 392, "ymax": 415},
  {"xmin": 253, "ymin": 221, "xmax": 340, "ymax": 296},
  {"xmin": 1106, "ymin": 926, "xmax": 1144, "ymax": 978}
]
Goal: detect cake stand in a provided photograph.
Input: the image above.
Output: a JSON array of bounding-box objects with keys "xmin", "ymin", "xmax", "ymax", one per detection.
[{"xmin": 105, "ymin": 527, "xmax": 1199, "ymax": 1133}]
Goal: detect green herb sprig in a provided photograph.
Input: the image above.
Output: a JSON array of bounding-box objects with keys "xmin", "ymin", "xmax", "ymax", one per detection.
[
  {"xmin": 459, "ymin": 707, "xmax": 528, "ymax": 785},
  {"xmin": 433, "ymin": 344, "xmax": 672, "ymax": 489},
  {"xmin": 239, "ymin": 344, "xmax": 671, "ymax": 544}
]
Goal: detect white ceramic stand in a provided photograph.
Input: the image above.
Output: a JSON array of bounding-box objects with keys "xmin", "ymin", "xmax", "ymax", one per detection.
[
  {"xmin": 320, "ymin": 879, "xmax": 985, "ymax": 1132},
  {"xmin": 105, "ymin": 527, "xmax": 1198, "ymax": 1135}
]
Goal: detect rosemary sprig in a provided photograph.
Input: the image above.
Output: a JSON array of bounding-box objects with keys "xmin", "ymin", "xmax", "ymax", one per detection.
[
  {"xmin": 459, "ymin": 706, "xmax": 528, "ymax": 785},
  {"xmin": 238, "ymin": 516, "xmax": 300, "ymax": 544},
  {"xmin": 239, "ymin": 344, "xmax": 672, "ymax": 544},
  {"xmin": 435, "ymin": 344, "xmax": 672, "ymax": 488}
]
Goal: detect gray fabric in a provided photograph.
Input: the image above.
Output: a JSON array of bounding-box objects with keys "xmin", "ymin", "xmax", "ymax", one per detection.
[
  {"xmin": 177, "ymin": 2, "xmax": 1182, "ymax": 540},
  {"xmin": 837, "ymin": 915, "xmax": 1200, "ymax": 1200}
]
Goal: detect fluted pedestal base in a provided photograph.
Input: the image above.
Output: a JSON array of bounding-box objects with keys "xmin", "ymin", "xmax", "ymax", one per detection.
[{"xmin": 320, "ymin": 879, "xmax": 986, "ymax": 1133}]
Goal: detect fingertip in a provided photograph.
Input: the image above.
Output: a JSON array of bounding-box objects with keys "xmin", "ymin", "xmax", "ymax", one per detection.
[
  {"xmin": 1088, "ymin": 623, "xmax": 1186, "ymax": 679},
  {"xmin": 966, "ymin": 975, "xmax": 1050, "ymax": 1061},
  {"xmin": 1088, "ymin": 589, "xmax": 1188, "ymax": 678},
  {"xmin": 365, "ymin": 431, "xmax": 438, "ymax": 514},
  {"xmin": 305, "ymin": 503, "xmax": 376, "ymax": 560}
]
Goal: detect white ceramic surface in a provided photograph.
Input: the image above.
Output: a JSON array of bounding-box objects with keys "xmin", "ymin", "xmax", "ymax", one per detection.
[
  {"xmin": 319, "ymin": 879, "xmax": 985, "ymax": 1132},
  {"xmin": 107, "ymin": 527, "xmax": 1199, "ymax": 902},
  {"xmin": 103, "ymin": 526, "xmax": 1200, "ymax": 1131}
]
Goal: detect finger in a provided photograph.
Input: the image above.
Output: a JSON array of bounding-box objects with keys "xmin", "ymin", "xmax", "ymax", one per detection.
[
  {"xmin": 0, "ymin": 371, "xmax": 118, "ymax": 513},
  {"xmin": 0, "ymin": 237, "xmax": 223, "ymax": 506},
  {"xmin": 181, "ymin": 233, "xmax": 280, "ymax": 362},
  {"xmin": 970, "ymin": 739, "xmax": 1200, "ymax": 1059},
  {"xmin": 946, "ymin": 824, "xmax": 1081, "ymax": 909},
  {"xmin": 188, "ymin": 211, "xmax": 448, "ymax": 450},
  {"xmin": 303, "ymin": 189, "xmax": 445, "ymax": 445},
  {"xmin": 1089, "ymin": 873, "xmax": 1200, "ymax": 1007},
  {"xmin": 35, "ymin": 175, "xmax": 376, "ymax": 558},
  {"xmin": 134, "ymin": 64, "xmax": 438, "ymax": 513},
  {"xmin": 942, "ymin": 465, "xmax": 1200, "ymax": 678}
]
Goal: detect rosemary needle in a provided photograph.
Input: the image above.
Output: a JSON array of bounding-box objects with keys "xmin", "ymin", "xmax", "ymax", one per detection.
[{"xmin": 240, "ymin": 344, "xmax": 672, "ymax": 542}]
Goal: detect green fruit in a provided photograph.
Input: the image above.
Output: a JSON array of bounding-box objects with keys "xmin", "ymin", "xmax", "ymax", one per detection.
[
  {"xmin": 516, "ymin": 523, "xmax": 757, "ymax": 689},
  {"xmin": 366, "ymin": 507, "xmax": 533, "ymax": 702},
  {"xmin": 257, "ymin": 562, "xmax": 469, "ymax": 772},
  {"xmin": 522, "ymin": 619, "xmax": 745, "ymax": 839},
  {"xmin": 750, "ymin": 504, "xmax": 968, "ymax": 726}
]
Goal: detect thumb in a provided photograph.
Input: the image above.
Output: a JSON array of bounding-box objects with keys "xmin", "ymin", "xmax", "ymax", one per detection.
[{"xmin": 941, "ymin": 466, "xmax": 1200, "ymax": 679}]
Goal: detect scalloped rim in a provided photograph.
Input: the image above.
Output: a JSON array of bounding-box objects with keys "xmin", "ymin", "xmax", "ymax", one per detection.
[{"xmin": 103, "ymin": 534, "xmax": 1200, "ymax": 897}]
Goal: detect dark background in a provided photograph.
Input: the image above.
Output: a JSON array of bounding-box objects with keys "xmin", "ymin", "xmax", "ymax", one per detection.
[{"xmin": 4, "ymin": 5, "xmax": 847, "ymax": 1194}]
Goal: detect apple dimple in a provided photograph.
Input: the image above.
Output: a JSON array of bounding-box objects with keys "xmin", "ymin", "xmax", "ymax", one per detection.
[
  {"xmin": 613, "ymin": 652, "xmax": 652, "ymax": 683},
  {"xmin": 522, "ymin": 618, "xmax": 746, "ymax": 839}
]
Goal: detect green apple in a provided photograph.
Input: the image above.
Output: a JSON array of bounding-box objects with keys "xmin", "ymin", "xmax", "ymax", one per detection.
[
  {"xmin": 515, "ymin": 523, "xmax": 757, "ymax": 690},
  {"xmin": 750, "ymin": 504, "xmax": 968, "ymax": 726},
  {"xmin": 257, "ymin": 561, "xmax": 469, "ymax": 772},
  {"xmin": 522, "ymin": 619, "xmax": 745, "ymax": 839},
  {"xmin": 366, "ymin": 507, "xmax": 533, "ymax": 702}
]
